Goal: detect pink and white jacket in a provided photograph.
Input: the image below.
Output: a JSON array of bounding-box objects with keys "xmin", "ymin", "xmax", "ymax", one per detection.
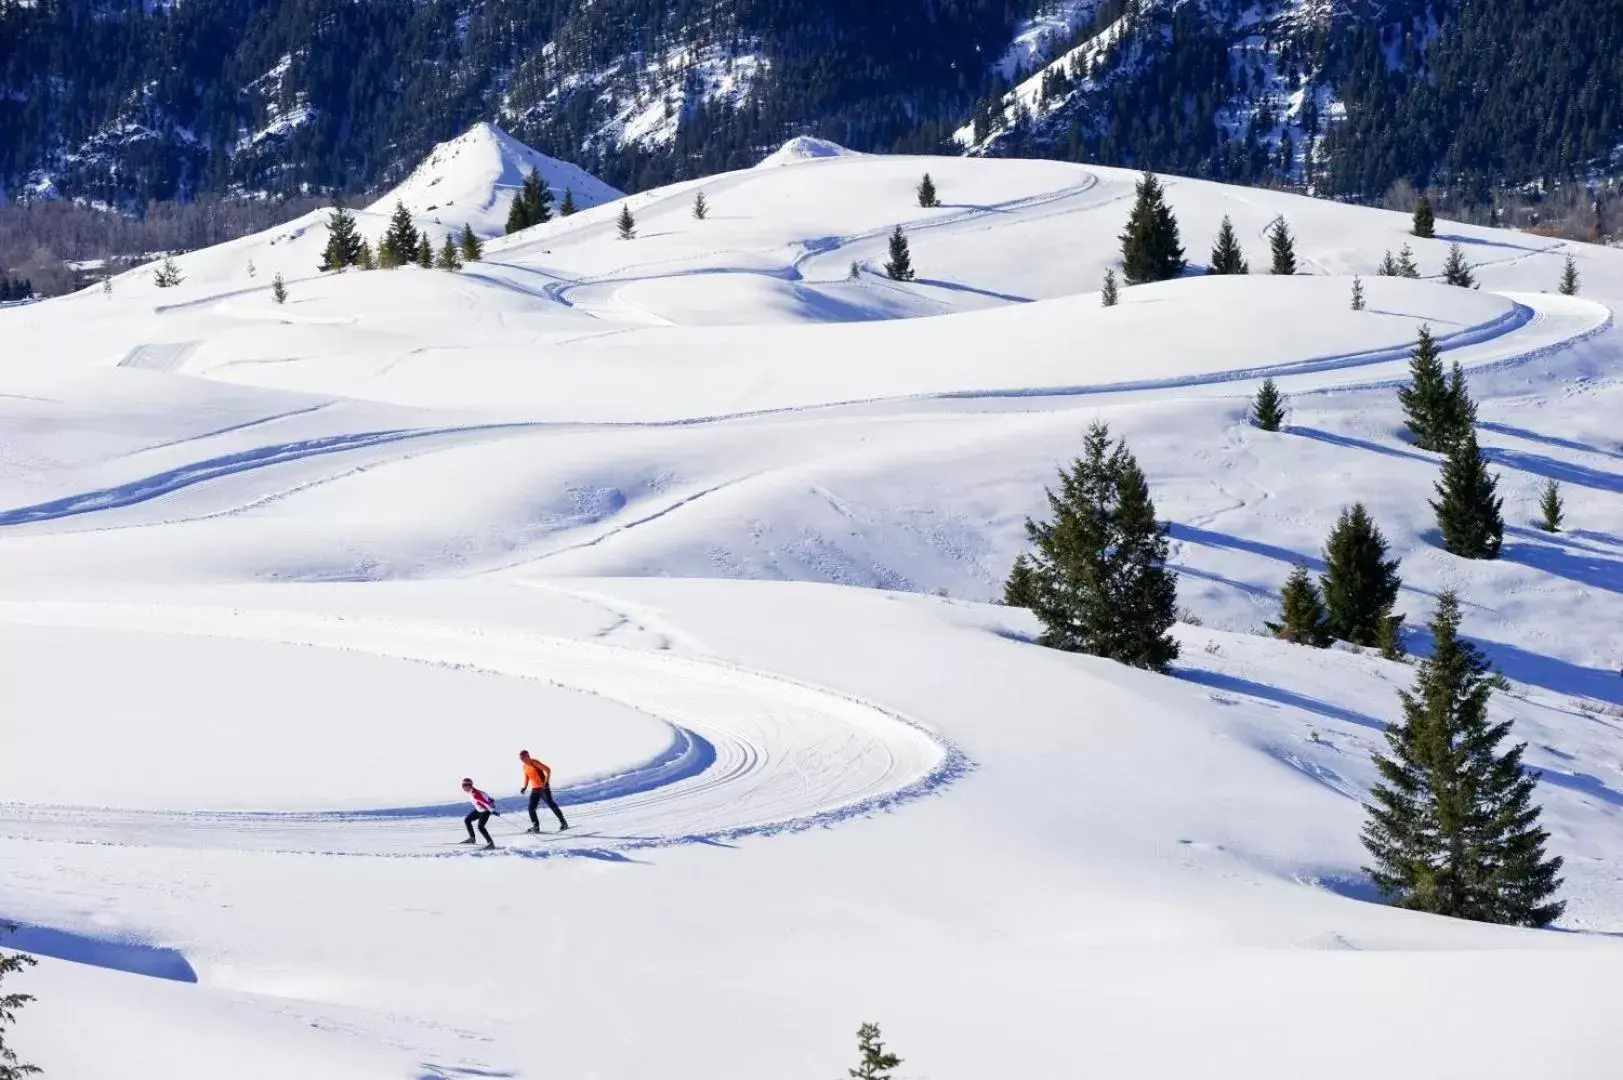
[{"xmin": 465, "ymin": 786, "xmax": 495, "ymax": 812}]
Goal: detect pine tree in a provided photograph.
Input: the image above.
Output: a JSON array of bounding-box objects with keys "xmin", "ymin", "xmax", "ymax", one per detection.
[
  {"xmin": 247, "ymin": 258, "xmax": 257, "ymax": 278},
  {"xmin": 383, "ymin": 200, "xmax": 420, "ymax": 268},
  {"xmin": 359, "ymin": 239, "xmax": 377, "ymax": 270},
  {"xmin": 1396, "ymin": 244, "xmax": 1421, "ymax": 278},
  {"xmin": 1351, "ymin": 275, "xmax": 1366, "ymax": 310},
  {"xmin": 1398, "ymin": 325, "xmax": 1452, "ymax": 452},
  {"xmin": 1411, "ymin": 193, "xmax": 1436, "ymax": 238},
  {"xmin": 0, "ymin": 924, "xmax": 41, "ymax": 1079},
  {"xmin": 560, "ymin": 188, "xmax": 577, "ymax": 216},
  {"xmin": 917, "ymin": 172, "xmax": 940, "ymax": 208},
  {"xmin": 271, "ymin": 273, "xmax": 287, "ymax": 304},
  {"xmin": 1558, "ymin": 253, "xmax": 1579, "ymax": 296},
  {"xmin": 101, "ymin": 276, "xmax": 112, "ymax": 298},
  {"xmin": 416, "ymin": 236, "xmax": 434, "ymax": 268},
  {"xmin": 528, "ymin": 170, "xmax": 554, "ymax": 225},
  {"xmin": 617, "ymin": 204, "xmax": 637, "ymax": 240},
  {"xmin": 1009, "ymin": 422, "xmax": 1180, "ymax": 672},
  {"xmin": 1441, "ymin": 360, "xmax": 1478, "ymax": 447},
  {"xmin": 1320, "ymin": 503, "xmax": 1402, "ymax": 647},
  {"xmin": 692, "ymin": 190, "xmax": 709, "ymax": 220},
  {"xmin": 376, "ymin": 235, "xmax": 398, "ymax": 269},
  {"xmin": 849, "ymin": 1023, "xmax": 901, "ymax": 1080},
  {"xmin": 1208, "ymin": 215, "xmax": 1249, "ymax": 274},
  {"xmin": 1269, "ymin": 216, "xmax": 1297, "ymax": 275},
  {"xmin": 1441, "ymin": 243, "xmax": 1476, "ymax": 288},
  {"xmin": 1378, "ymin": 611, "xmax": 1408, "ymax": 661},
  {"xmin": 884, "ymin": 225, "xmax": 915, "ymax": 282},
  {"xmin": 1538, "ymin": 479, "xmax": 1563, "ymax": 533},
  {"xmin": 459, "ymin": 223, "xmax": 482, "ymax": 263},
  {"xmin": 1119, "ymin": 172, "xmax": 1186, "ymax": 284},
  {"xmin": 1250, "ymin": 378, "xmax": 1286, "ymax": 431},
  {"xmin": 1266, "ymin": 565, "xmax": 1333, "ymax": 646},
  {"xmin": 1003, "ymin": 554, "xmax": 1037, "ymax": 608},
  {"xmin": 1362, "ymin": 592, "xmax": 1564, "ymax": 927},
  {"xmin": 1432, "ymin": 429, "xmax": 1504, "ymax": 559},
  {"xmin": 1101, "ymin": 267, "xmax": 1119, "ymax": 307},
  {"xmin": 1377, "ymin": 250, "xmax": 1400, "ymax": 276},
  {"xmin": 153, "ymin": 255, "xmax": 184, "ymax": 287},
  {"xmin": 505, "ymin": 191, "xmax": 531, "ymax": 234},
  {"xmin": 319, "ymin": 199, "xmax": 364, "ymax": 271},
  {"xmin": 436, "ymin": 233, "xmax": 462, "ymax": 271}
]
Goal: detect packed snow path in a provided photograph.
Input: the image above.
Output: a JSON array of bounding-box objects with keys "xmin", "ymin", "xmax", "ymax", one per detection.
[{"xmin": 0, "ymin": 601, "xmax": 957, "ymax": 857}]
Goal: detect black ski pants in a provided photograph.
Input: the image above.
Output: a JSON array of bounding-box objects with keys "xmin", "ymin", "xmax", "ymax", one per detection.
[
  {"xmin": 464, "ymin": 809, "xmax": 493, "ymax": 843},
  {"xmin": 528, "ymin": 785, "xmax": 568, "ymax": 829}
]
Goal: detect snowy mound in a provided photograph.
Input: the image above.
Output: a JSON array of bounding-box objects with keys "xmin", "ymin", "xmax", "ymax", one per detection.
[
  {"xmin": 368, "ymin": 122, "xmax": 623, "ymax": 236},
  {"xmin": 755, "ymin": 135, "xmax": 862, "ymax": 168}
]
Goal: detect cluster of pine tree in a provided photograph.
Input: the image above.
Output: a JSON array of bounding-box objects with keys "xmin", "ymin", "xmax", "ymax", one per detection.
[
  {"xmin": 319, "ymin": 199, "xmax": 481, "ymax": 274},
  {"xmin": 505, "ymin": 170, "xmax": 555, "ymax": 233},
  {"xmin": 0, "ymin": 278, "xmax": 32, "ymax": 302}
]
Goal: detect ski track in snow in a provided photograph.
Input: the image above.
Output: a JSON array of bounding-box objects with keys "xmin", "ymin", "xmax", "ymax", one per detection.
[{"xmin": 0, "ymin": 601, "xmax": 966, "ymax": 859}]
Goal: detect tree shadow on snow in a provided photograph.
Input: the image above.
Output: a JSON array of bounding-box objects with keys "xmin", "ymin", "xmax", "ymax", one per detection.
[
  {"xmin": 1287, "ymin": 426, "xmax": 1435, "ymax": 465},
  {"xmin": 1436, "ymin": 232, "xmax": 1553, "ymax": 255},
  {"xmin": 1169, "ymin": 522, "xmax": 1321, "ymax": 570},
  {"xmin": 1407, "ymin": 624, "xmax": 1622, "ymax": 706},
  {"xmin": 1476, "ymin": 421, "xmax": 1622, "ymax": 461},
  {"xmin": 1176, "ymin": 669, "xmax": 1385, "ymax": 731},
  {"xmin": 1502, "ymin": 528, "xmax": 1623, "ymax": 594},
  {"xmin": 1482, "ymin": 446, "xmax": 1623, "ymax": 493}
]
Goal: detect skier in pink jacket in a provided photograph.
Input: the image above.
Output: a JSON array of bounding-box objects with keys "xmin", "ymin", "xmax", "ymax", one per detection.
[{"xmin": 460, "ymin": 778, "xmax": 500, "ymax": 848}]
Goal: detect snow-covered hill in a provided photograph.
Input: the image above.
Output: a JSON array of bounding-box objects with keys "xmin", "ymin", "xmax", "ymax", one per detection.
[{"xmin": 1, "ymin": 137, "xmax": 1620, "ymax": 1079}]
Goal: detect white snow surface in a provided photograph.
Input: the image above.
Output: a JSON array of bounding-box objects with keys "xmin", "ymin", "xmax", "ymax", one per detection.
[{"xmin": 2, "ymin": 138, "xmax": 1623, "ymax": 1079}]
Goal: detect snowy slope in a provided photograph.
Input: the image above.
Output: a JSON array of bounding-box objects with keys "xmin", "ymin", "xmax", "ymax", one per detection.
[{"xmin": 1, "ymin": 137, "xmax": 1621, "ymax": 1079}]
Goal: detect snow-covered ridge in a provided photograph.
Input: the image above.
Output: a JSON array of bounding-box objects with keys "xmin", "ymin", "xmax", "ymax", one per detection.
[{"xmin": 754, "ymin": 136, "xmax": 864, "ymax": 168}]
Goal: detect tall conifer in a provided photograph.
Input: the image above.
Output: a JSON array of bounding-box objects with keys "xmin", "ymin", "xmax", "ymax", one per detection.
[
  {"xmin": 1267, "ymin": 565, "xmax": 1333, "ymax": 647},
  {"xmin": 1558, "ymin": 253, "xmax": 1579, "ymax": 296},
  {"xmin": 884, "ymin": 225, "xmax": 915, "ymax": 281},
  {"xmin": 458, "ymin": 223, "xmax": 482, "ymax": 263},
  {"xmin": 320, "ymin": 198, "xmax": 364, "ymax": 271},
  {"xmin": 1432, "ymin": 430, "xmax": 1504, "ymax": 559},
  {"xmin": 1538, "ymin": 480, "xmax": 1563, "ymax": 533},
  {"xmin": 1320, "ymin": 504, "xmax": 1402, "ymax": 647},
  {"xmin": 1442, "ymin": 243, "xmax": 1476, "ymax": 287},
  {"xmin": 917, "ymin": 173, "xmax": 940, "ymax": 208},
  {"xmin": 1101, "ymin": 267, "xmax": 1119, "ymax": 307},
  {"xmin": 1119, "ymin": 172, "xmax": 1186, "ymax": 284},
  {"xmin": 617, "ymin": 204, "xmax": 637, "ymax": 240},
  {"xmin": 1250, "ymin": 378, "xmax": 1286, "ymax": 431},
  {"xmin": 1269, "ymin": 216, "xmax": 1297, "ymax": 275},
  {"xmin": 1411, "ymin": 194, "xmax": 1436, "ymax": 238},
  {"xmin": 383, "ymin": 200, "xmax": 420, "ymax": 267},
  {"xmin": 1209, "ymin": 215, "xmax": 1249, "ymax": 274},
  {"xmin": 1398, "ymin": 326, "xmax": 1451, "ymax": 451}
]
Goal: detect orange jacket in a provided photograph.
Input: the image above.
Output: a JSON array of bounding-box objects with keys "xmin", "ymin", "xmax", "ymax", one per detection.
[{"xmin": 522, "ymin": 758, "xmax": 551, "ymax": 790}]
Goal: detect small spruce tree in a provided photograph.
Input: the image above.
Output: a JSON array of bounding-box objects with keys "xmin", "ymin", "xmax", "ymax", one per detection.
[
  {"xmin": 529, "ymin": 170, "xmax": 554, "ymax": 224},
  {"xmin": 848, "ymin": 1023, "xmax": 901, "ymax": 1080},
  {"xmin": 559, "ymin": 188, "xmax": 577, "ymax": 216},
  {"xmin": 506, "ymin": 191, "xmax": 531, "ymax": 234},
  {"xmin": 884, "ymin": 225, "xmax": 915, "ymax": 282},
  {"xmin": 848, "ymin": 260, "xmax": 861, "ymax": 280},
  {"xmin": 1208, "ymin": 214, "xmax": 1249, "ymax": 274},
  {"xmin": 153, "ymin": 255, "xmax": 184, "ymax": 287},
  {"xmin": 1398, "ymin": 326, "xmax": 1452, "ymax": 451},
  {"xmin": 1411, "ymin": 193, "xmax": 1436, "ymax": 238},
  {"xmin": 459, "ymin": 223, "xmax": 482, "ymax": 263},
  {"xmin": 1008, "ymin": 422, "xmax": 1180, "ymax": 672},
  {"xmin": 617, "ymin": 204, "xmax": 637, "ymax": 240},
  {"xmin": 0, "ymin": 923, "xmax": 41, "ymax": 1079},
  {"xmin": 1396, "ymin": 244, "xmax": 1421, "ymax": 278},
  {"xmin": 359, "ymin": 238, "xmax": 377, "ymax": 271},
  {"xmin": 1266, "ymin": 565, "xmax": 1333, "ymax": 647},
  {"xmin": 415, "ymin": 235, "xmax": 434, "ymax": 268},
  {"xmin": 1003, "ymin": 554, "xmax": 1037, "ymax": 608},
  {"xmin": 1440, "ymin": 360, "xmax": 1478, "ymax": 447},
  {"xmin": 247, "ymin": 258, "xmax": 257, "ymax": 278},
  {"xmin": 1269, "ymin": 216, "xmax": 1297, "ymax": 275},
  {"xmin": 1441, "ymin": 243, "xmax": 1476, "ymax": 288},
  {"xmin": 436, "ymin": 233, "xmax": 462, "ymax": 270},
  {"xmin": 1377, "ymin": 250, "xmax": 1400, "ymax": 277},
  {"xmin": 1119, "ymin": 172, "xmax": 1186, "ymax": 284},
  {"xmin": 319, "ymin": 198, "xmax": 365, "ymax": 271},
  {"xmin": 1538, "ymin": 479, "xmax": 1563, "ymax": 533},
  {"xmin": 101, "ymin": 275, "xmax": 112, "ymax": 298},
  {"xmin": 1250, "ymin": 378, "xmax": 1286, "ymax": 431},
  {"xmin": 1351, "ymin": 275, "xmax": 1366, "ymax": 310},
  {"xmin": 1558, "ymin": 253, "xmax": 1579, "ymax": 296},
  {"xmin": 1362, "ymin": 592, "xmax": 1565, "ymax": 927},
  {"xmin": 383, "ymin": 200, "xmax": 421, "ymax": 268},
  {"xmin": 1432, "ymin": 429, "xmax": 1504, "ymax": 559},
  {"xmin": 1101, "ymin": 267, "xmax": 1119, "ymax": 307},
  {"xmin": 917, "ymin": 172, "xmax": 940, "ymax": 208},
  {"xmin": 1320, "ymin": 503, "xmax": 1402, "ymax": 647},
  {"xmin": 271, "ymin": 273, "xmax": 287, "ymax": 304},
  {"xmin": 1378, "ymin": 611, "xmax": 1408, "ymax": 660},
  {"xmin": 692, "ymin": 189, "xmax": 709, "ymax": 220}
]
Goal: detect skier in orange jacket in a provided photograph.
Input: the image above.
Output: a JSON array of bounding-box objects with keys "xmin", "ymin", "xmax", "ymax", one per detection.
[{"xmin": 520, "ymin": 750, "xmax": 569, "ymax": 833}]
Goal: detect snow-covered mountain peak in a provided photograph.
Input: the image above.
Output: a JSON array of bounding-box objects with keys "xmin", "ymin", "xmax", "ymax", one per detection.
[{"xmin": 367, "ymin": 122, "xmax": 623, "ymax": 237}]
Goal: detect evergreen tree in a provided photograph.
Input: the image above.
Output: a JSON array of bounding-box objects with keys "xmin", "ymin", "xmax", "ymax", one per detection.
[
  {"xmin": 358, "ymin": 239, "xmax": 377, "ymax": 270},
  {"xmin": 1411, "ymin": 193, "xmax": 1436, "ymax": 238},
  {"xmin": 383, "ymin": 200, "xmax": 420, "ymax": 268},
  {"xmin": 1377, "ymin": 250, "xmax": 1400, "ymax": 276},
  {"xmin": 1266, "ymin": 565, "xmax": 1333, "ymax": 647},
  {"xmin": 1398, "ymin": 326, "xmax": 1452, "ymax": 452},
  {"xmin": 527, "ymin": 170, "xmax": 554, "ymax": 225},
  {"xmin": 1378, "ymin": 611, "xmax": 1408, "ymax": 661},
  {"xmin": 1441, "ymin": 361, "xmax": 1479, "ymax": 447},
  {"xmin": 0, "ymin": 924, "xmax": 40, "ymax": 1079},
  {"xmin": 505, "ymin": 191, "xmax": 531, "ymax": 234},
  {"xmin": 459, "ymin": 224, "xmax": 482, "ymax": 263},
  {"xmin": 1396, "ymin": 244, "xmax": 1421, "ymax": 278},
  {"xmin": 415, "ymin": 236, "xmax": 434, "ymax": 268},
  {"xmin": 1119, "ymin": 172, "xmax": 1186, "ymax": 284},
  {"xmin": 1250, "ymin": 378, "xmax": 1286, "ymax": 431},
  {"xmin": 617, "ymin": 204, "xmax": 637, "ymax": 240},
  {"xmin": 436, "ymin": 233, "xmax": 462, "ymax": 270},
  {"xmin": 1538, "ymin": 479, "xmax": 1563, "ymax": 533},
  {"xmin": 247, "ymin": 258, "xmax": 257, "ymax": 278},
  {"xmin": 1268, "ymin": 216, "xmax": 1297, "ymax": 275},
  {"xmin": 1101, "ymin": 267, "xmax": 1119, "ymax": 307},
  {"xmin": 377, "ymin": 235, "xmax": 399, "ymax": 269},
  {"xmin": 849, "ymin": 1023, "xmax": 901, "ymax": 1080},
  {"xmin": 0, "ymin": 281, "xmax": 9, "ymax": 302},
  {"xmin": 1320, "ymin": 503, "xmax": 1403, "ymax": 647},
  {"xmin": 1008, "ymin": 422, "xmax": 1180, "ymax": 672},
  {"xmin": 1441, "ymin": 243, "xmax": 1476, "ymax": 288},
  {"xmin": 319, "ymin": 199, "xmax": 364, "ymax": 272},
  {"xmin": 917, "ymin": 172, "xmax": 940, "ymax": 208},
  {"xmin": 884, "ymin": 225, "xmax": 915, "ymax": 282},
  {"xmin": 1362, "ymin": 592, "xmax": 1564, "ymax": 927},
  {"xmin": 1351, "ymin": 275, "xmax": 1366, "ymax": 310},
  {"xmin": 1003, "ymin": 554, "xmax": 1037, "ymax": 608},
  {"xmin": 692, "ymin": 190, "xmax": 709, "ymax": 220},
  {"xmin": 1558, "ymin": 253, "xmax": 1579, "ymax": 296},
  {"xmin": 560, "ymin": 189, "xmax": 578, "ymax": 217},
  {"xmin": 153, "ymin": 255, "xmax": 184, "ymax": 287},
  {"xmin": 1208, "ymin": 215, "xmax": 1249, "ymax": 274},
  {"xmin": 1432, "ymin": 430, "xmax": 1504, "ymax": 559},
  {"xmin": 271, "ymin": 273, "xmax": 287, "ymax": 304}
]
